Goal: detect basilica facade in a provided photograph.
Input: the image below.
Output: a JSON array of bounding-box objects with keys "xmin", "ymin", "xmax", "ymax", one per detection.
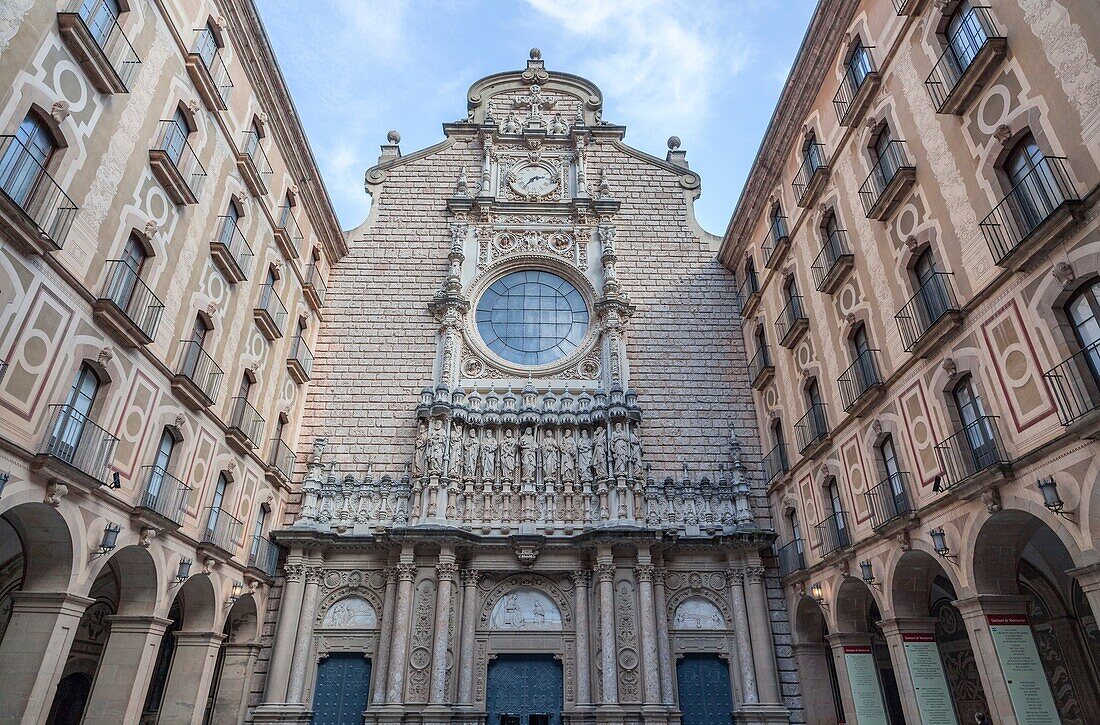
[{"xmin": 250, "ymin": 52, "xmax": 796, "ymax": 725}]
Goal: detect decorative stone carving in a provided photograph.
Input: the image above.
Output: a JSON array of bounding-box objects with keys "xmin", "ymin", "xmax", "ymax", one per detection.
[
  {"xmin": 321, "ymin": 596, "xmax": 378, "ymax": 628},
  {"xmin": 1053, "ymin": 261, "xmax": 1076, "ymax": 285},
  {"xmin": 139, "ymin": 527, "xmax": 156, "ymax": 547},
  {"xmin": 50, "ymin": 100, "xmax": 70, "ymax": 123},
  {"xmin": 993, "ymin": 124, "xmax": 1012, "ymax": 143},
  {"xmin": 672, "ymin": 597, "xmax": 725, "ymax": 630},
  {"xmin": 44, "ymin": 482, "xmax": 67, "ymax": 506},
  {"xmin": 489, "ymin": 588, "xmax": 563, "ymax": 630}
]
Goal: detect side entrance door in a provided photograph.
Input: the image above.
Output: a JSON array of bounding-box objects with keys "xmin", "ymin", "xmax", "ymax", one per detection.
[
  {"xmin": 311, "ymin": 653, "xmax": 371, "ymax": 725},
  {"xmin": 677, "ymin": 653, "xmax": 734, "ymax": 725},
  {"xmin": 485, "ymin": 653, "xmax": 563, "ymax": 725}
]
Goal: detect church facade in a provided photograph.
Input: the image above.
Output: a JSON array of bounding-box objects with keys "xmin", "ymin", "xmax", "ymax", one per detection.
[{"xmin": 251, "ymin": 53, "xmax": 799, "ymax": 725}]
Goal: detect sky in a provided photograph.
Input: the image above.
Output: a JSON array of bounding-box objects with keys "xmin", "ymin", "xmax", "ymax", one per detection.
[{"xmin": 255, "ymin": 0, "xmax": 818, "ymax": 236}]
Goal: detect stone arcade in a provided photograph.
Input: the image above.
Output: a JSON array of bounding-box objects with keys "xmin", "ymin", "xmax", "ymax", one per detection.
[{"xmin": 252, "ymin": 52, "xmax": 796, "ymax": 724}]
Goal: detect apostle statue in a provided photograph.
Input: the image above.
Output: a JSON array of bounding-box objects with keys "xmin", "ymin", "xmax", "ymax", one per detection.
[
  {"xmin": 560, "ymin": 429, "xmax": 577, "ymax": 483},
  {"xmin": 413, "ymin": 420, "xmax": 428, "ymax": 477},
  {"xmin": 463, "ymin": 427, "xmax": 480, "ymax": 480},
  {"xmin": 611, "ymin": 422, "xmax": 628, "ymax": 476},
  {"xmin": 519, "ymin": 427, "xmax": 537, "ymax": 481},
  {"xmin": 500, "ymin": 428, "xmax": 517, "ymax": 482},
  {"xmin": 428, "ymin": 419, "xmax": 446, "ymax": 474},
  {"xmin": 448, "ymin": 424, "xmax": 463, "ymax": 478},
  {"xmin": 577, "ymin": 429, "xmax": 593, "ymax": 482},
  {"xmin": 541, "ymin": 430, "xmax": 559, "ymax": 480},
  {"xmin": 627, "ymin": 425, "xmax": 643, "ymax": 476},
  {"xmin": 481, "ymin": 429, "xmax": 498, "ymax": 481},
  {"xmin": 592, "ymin": 426, "xmax": 608, "ymax": 479}
]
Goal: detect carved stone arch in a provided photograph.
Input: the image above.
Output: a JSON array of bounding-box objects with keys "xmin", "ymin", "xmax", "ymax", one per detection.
[
  {"xmin": 479, "ymin": 572, "xmax": 573, "ymax": 630},
  {"xmin": 315, "ymin": 585, "xmax": 383, "ymax": 628},
  {"xmin": 1032, "ymin": 258, "xmax": 1100, "ymax": 358},
  {"xmin": 665, "ymin": 585, "xmax": 733, "ymax": 630}
]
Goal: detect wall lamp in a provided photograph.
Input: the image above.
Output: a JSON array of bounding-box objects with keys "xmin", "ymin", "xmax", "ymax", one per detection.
[
  {"xmin": 0, "ymin": 470, "xmax": 9, "ymax": 496},
  {"xmin": 810, "ymin": 583, "xmax": 827, "ymax": 606},
  {"xmin": 227, "ymin": 580, "xmax": 244, "ymax": 606},
  {"xmin": 1037, "ymin": 477, "xmax": 1074, "ymax": 520},
  {"xmin": 107, "ymin": 471, "xmax": 122, "ymax": 490},
  {"xmin": 172, "ymin": 558, "xmax": 193, "ymax": 586},
  {"xmin": 930, "ymin": 528, "xmax": 957, "ymax": 564},
  {"xmin": 859, "ymin": 560, "xmax": 879, "ymax": 588},
  {"xmin": 96, "ymin": 523, "xmax": 121, "ymax": 556}
]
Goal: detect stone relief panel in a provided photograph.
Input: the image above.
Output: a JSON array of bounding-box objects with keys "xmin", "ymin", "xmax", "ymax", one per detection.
[
  {"xmin": 320, "ymin": 596, "xmax": 378, "ymax": 629},
  {"xmin": 407, "ymin": 578, "xmax": 437, "ymax": 703},
  {"xmin": 615, "ymin": 579, "xmax": 640, "ymax": 702},
  {"xmin": 840, "ymin": 434, "xmax": 871, "ymax": 525},
  {"xmin": 489, "ymin": 587, "xmax": 563, "ymax": 631},
  {"xmin": 671, "ymin": 597, "xmax": 725, "ymax": 631},
  {"xmin": 479, "ymin": 573, "xmax": 573, "ymax": 630},
  {"xmin": 898, "ymin": 380, "xmax": 944, "ymax": 491},
  {"xmin": 978, "ymin": 299, "xmax": 1057, "ymax": 436}
]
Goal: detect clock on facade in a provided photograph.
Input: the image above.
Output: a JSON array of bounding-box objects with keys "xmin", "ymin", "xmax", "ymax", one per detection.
[{"xmin": 507, "ymin": 163, "xmax": 558, "ymax": 199}]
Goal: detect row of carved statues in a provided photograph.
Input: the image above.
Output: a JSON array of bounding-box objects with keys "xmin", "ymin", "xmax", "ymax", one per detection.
[{"xmin": 413, "ymin": 419, "xmax": 644, "ymax": 484}]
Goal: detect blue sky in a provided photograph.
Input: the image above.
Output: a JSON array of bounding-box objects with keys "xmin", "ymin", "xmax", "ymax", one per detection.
[{"xmin": 256, "ymin": 0, "xmax": 817, "ymax": 235}]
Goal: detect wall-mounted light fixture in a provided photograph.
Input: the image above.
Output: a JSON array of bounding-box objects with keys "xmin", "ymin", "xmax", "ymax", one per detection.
[
  {"xmin": 173, "ymin": 558, "xmax": 193, "ymax": 586},
  {"xmin": 107, "ymin": 471, "xmax": 122, "ymax": 489},
  {"xmin": 0, "ymin": 471, "xmax": 9, "ymax": 496},
  {"xmin": 930, "ymin": 528, "xmax": 957, "ymax": 564},
  {"xmin": 96, "ymin": 523, "xmax": 121, "ymax": 556},
  {"xmin": 860, "ymin": 560, "xmax": 877, "ymax": 586},
  {"xmin": 1036, "ymin": 477, "xmax": 1073, "ymax": 520},
  {"xmin": 227, "ymin": 580, "xmax": 244, "ymax": 606},
  {"xmin": 810, "ymin": 583, "xmax": 826, "ymax": 606}
]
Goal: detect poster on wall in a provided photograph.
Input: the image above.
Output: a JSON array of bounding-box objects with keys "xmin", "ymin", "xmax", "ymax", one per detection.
[
  {"xmin": 901, "ymin": 633, "xmax": 959, "ymax": 725},
  {"xmin": 987, "ymin": 615, "xmax": 1059, "ymax": 724},
  {"xmin": 843, "ymin": 645, "xmax": 889, "ymax": 725}
]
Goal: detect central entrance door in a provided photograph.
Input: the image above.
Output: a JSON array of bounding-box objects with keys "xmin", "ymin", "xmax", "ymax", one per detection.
[
  {"xmin": 677, "ymin": 654, "xmax": 733, "ymax": 725},
  {"xmin": 311, "ymin": 653, "xmax": 370, "ymax": 725},
  {"xmin": 486, "ymin": 654, "xmax": 563, "ymax": 725}
]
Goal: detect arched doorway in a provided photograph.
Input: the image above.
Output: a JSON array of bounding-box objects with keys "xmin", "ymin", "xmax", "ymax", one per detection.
[
  {"xmin": 486, "ymin": 653, "xmax": 563, "ymax": 725},
  {"xmin": 834, "ymin": 577, "xmax": 904, "ymax": 725},
  {"xmin": 312, "ymin": 652, "xmax": 372, "ymax": 725},
  {"xmin": 676, "ymin": 654, "xmax": 733, "ymax": 725},
  {"xmin": 208, "ymin": 593, "xmax": 261, "ymax": 724},
  {"xmin": 44, "ymin": 673, "xmax": 92, "ymax": 725},
  {"xmin": 791, "ymin": 595, "xmax": 843, "ymax": 725}
]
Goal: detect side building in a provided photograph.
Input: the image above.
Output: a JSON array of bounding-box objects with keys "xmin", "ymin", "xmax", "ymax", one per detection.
[
  {"xmin": 0, "ymin": 1, "xmax": 343, "ymax": 723},
  {"xmin": 720, "ymin": 0, "xmax": 1099, "ymax": 723}
]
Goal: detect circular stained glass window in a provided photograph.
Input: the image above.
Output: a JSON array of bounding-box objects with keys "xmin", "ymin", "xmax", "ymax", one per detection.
[{"xmin": 475, "ymin": 270, "xmax": 589, "ymax": 366}]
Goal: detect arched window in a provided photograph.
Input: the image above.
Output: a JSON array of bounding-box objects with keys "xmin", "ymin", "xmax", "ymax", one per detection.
[
  {"xmin": 877, "ymin": 434, "xmax": 909, "ymax": 515},
  {"xmin": 913, "ymin": 248, "xmax": 950, "ymax": 323},
  {"xmin": 204, "ymin": 472, "xmax": 229, "ymax": 535},
  {"xmin": 146, "ymin": 426, "xmax": 177, "ymax": 500},
  {"xmin": 952, "ymin": 375, "xmax": 997, "ymax": 467},
  {"xmin": 743, "ymin": 258, "xmax": 759, "ymax": 296},
  {"xmin": 787, "ymin": 510, "xmax": 804, "ymax": 558},
  {"xmin": 844, "ymin": 38, "xmax": 873, "ymax": 93},
  {"xmin": 825, "ymin": 478, "xmax": 849, "ymax": 546},
  {"xmin": 0, "ymin": 112, "xmax": 58, "ymax": 207},
  {"xmin": 803, "ymin": 133, "xmax": 824, "ymax": 174},
  {"xmin": 1066, "ymin": 279, "xmax": 1100, "ymax": 368},
  {"xmin": 244, "ymin": 118, "xmax": 263, "ymax": 157},
  {"xmin": 946, "ymin": 1, "xmax": 986, "ymax": 72},
  {"xmin": 80, "ymin": 0, "xmax": 123, "ymax": 47},
  {"xmin": 784, "ymin": 277, "xmax": 801, "ymax": 311},
  {"xmin": 771, "ymin": 418, "xmax": 789, "ymax": 471},
  {"xmin": 279, "ymin": 193, "xmax": 295, "ymax": 228},
  {"xmin": 770, "ymin": 204, "xmax": 788, "ymax": 242},
  {"xmin": 805, "ymin": 377, "xmax": 827, "ymax": 440}
]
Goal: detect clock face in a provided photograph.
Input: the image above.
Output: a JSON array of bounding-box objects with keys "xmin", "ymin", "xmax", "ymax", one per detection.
[{"xmin": 510, "ymin": 164, "xmax": 557, "ymax": 198}]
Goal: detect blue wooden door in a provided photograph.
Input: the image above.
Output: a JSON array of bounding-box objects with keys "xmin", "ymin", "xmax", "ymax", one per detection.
[
  {"xmin": 311, "ymin": 653, "xmax": 370, "ymax": 725},
  {"xmin": 485, "ymin": 654, "xmax": 563, "ymax": 725},
  {"xmin": 677, "ymin": 654, "xmax": 733, "ymax": 725}
]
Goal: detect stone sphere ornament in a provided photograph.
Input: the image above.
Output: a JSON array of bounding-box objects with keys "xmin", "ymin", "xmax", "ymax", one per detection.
[{"xmin": 387, "ymin": 129, "xmax": 401, "ymax": 144}]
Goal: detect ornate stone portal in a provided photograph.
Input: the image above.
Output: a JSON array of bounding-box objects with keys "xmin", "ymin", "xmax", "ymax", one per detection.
[{"xmin": 254, "ymin": 52, "xmax": 796, "ymax": 725}]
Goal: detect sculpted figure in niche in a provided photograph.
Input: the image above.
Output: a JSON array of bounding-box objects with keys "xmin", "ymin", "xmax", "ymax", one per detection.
[
  {"xmin": 463, "ymin": 428, "xmax": 479, "ymax": 480},
  {"xmin": 541, "ymin": 430, "xmax": 559, "ymax": 480},
  {"xmin": 428, "ymin": 420, "xmax": 446, "ymax": 474},
  {"xmin": 322, "ymin": 596, "xmax": 378, "ymax": 629},
  {"xmin": 448, "ymin": 424, "xmax": 463, "ymax": 477},
  {"xmin": 576, "ymin": 429, "xmax": 593, "ymax": 482},
  {"xmin": 481, "ymin": 429, "xmax": 498, "ymax": 481},
  {"xmin": 592, "ymin": 427, "xmax": 608, "ymax": 479},
  {"xmin": 611, "ymin": 422, "xmax": 629, "ymax": 476},
  {"xmin": 559, "ymin": 429, "xmax": 577, "ymax": 483},
  {"xmin": 519, "ymin": 427, "xmax": 537, "ymax": 481},
  {"xmin": 500, "ymin": 428, "xmax": 517, "ymax": 482},
  {"xmin": 489, "ymin": 588, "xmax": 563, "ymax": 631},
  {"xmin": 628, "ymin": 425, "xmax": 643, "ymax": 476},
  {"xmin": 413, "ymin": 421, "xmax": 428, "ymax": 476},
  {"xmin": 672, "ymin": 598, "xmax": 724, "ymax": 630}
]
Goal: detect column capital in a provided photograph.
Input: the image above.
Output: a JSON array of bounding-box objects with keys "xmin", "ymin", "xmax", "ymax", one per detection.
[
  {"xmin": 384, "ymin": 566, "xmax": 398, "ymax": 584},
  {"xmin": 876, "ymin": 616, "xmax": 938, "ymax": 638},
  {"xmin": 727, "ymin": 566, "xmax": 746, "ymax": 585},
  {"xmin": 570, "ymin": 569, "xmax": 591, "ymax": 587},
  {"xmin": 952, "ymin": 593, "xmax": 1030, "ymax": 619},
  {"xmin": 636, "ymin": 564, "xmax": 655, "ymax": 582},
  {"xmin": 284, "ymin": 563, "xmax": 305, "ymax": 582},
  {"xmin": 172, "ymin": 630, "xmax": 228, "ymax": 647},
  {"xmin": 437, "ymin": 561, "xmax": 459, "ymax": 581},
  {"xmin": 304, "ymin": 566, "xmax": 325, "ymax": 585},
  {"xmin": 460, "ymin": 568, "xmax": 482, "ymax": 587},
  {"xmin": 744, "ymin": 566, "xmax": 765, "ymax": 585},
  {"xmin": 594, "ymin": 562, "xmax": 615, "ymax": 583},
  {"xmin": 396, "ymin": 562, "xmax": 418, "ymax": 581}
]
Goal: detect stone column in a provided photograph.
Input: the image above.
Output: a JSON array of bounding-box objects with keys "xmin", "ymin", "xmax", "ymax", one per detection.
[
  {"xmin": 1070, "ymin": 562, "xmax": 1100, "ymax": 629},
  {"xmin": 387, "ymin": 561, "xmax": 418, "ymax": 702},
  {"xmin": 82, "ymin": 614, "xmax": 172, "ymax": 723},
  {"xmin": 727, "ymin": 567, "xmax": 759, "ymax": 705},
  {"xmin": 595, "ymin": 558, "xmax": 618, "ymax": 703},
  {"xmin": 287, "ymin": 565, "xmax": 324, "ymax": 704},
  {"xmin": 157, "ymin": 631, "xmax": 227, "ymax": 725},
  {"xmin": 571, "ymin": 570, "xmax": 592, "ymax": 706},
  {"xmin": 371, "ymin": 566, "xmax": 398, "ymax": 705},
  {"xmin": 745, "ymin": 565, "xmax": 781, "ymax": 703},
  {"xmin": 430, "ymin": 554, "xmax": 457, "ymax": 703},
  {"xmin": 264, "ymin": 561, "xmax": 306, "ymax": 702},
  {"xmin": 457, "ymin": 568, "xmax": 481, "ymax": 705},
  {"xmin": 211, "ymin": 642, "xmax": 262, "ymax": 724},
  {"xmin": 825, "ymin": 632, "xmax": 874, "ymax": 724},
  {"xmin": 877, "ymin": 616, "xmax": 948, "ymax": 725},
  {"xmin": 954, "ymin": 594, "xmax": 1050, "ymax": 724},
  {"xmin": 636, "ymin": 563, "xmax": 661, "ymax": 705},
  {"xmin": 0, "ymin": 591, "xmax": 93, "ymax": 724},
  {"xmin": 652, "ymin": 568, "xmax": 674, "ymax": 705}
]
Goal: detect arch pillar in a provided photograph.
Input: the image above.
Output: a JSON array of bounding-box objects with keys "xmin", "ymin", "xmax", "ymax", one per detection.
[
  {"xmin": 826, "ymin": 631, "xmax": 886, "ymax": 725},
  {"xmin": 595, "ymin": 553, "xmax": 618, "ymax": 703},
  {"xmin": 635, "ymin": 559, "xmax": 661, "ymax": 705},
  {"xmin": 83, "ymin": 614, "xmax": 172, "ymax": 723},
  {"xmin": 652, "ymin": 565, "xmax": 674, "ymax": 705},
  {"xmin": 790, "ymin": 641, "xmax": 835, "ymax": 725},
  {"xmin": 456, "ymin": 568, "xmax": 481, "ymax": 706},
  {"xmin": 0, "ymin": 591, "xmax": 94, "ymax": 724},
  {"xmin": 386, "ymin": 557, "xmax": 417, "ymax": 702},
  {"xmin": 286, "ymin": 565, "xmax": 324, "ymax": 704},
  {"xmin": 210, "ymin": 642, "xmax": 262, "ymax": 724},
  {"xmin": 263, "ymin": 561, "xmax": 305, "ymax": 703},
  {"xmin": 745, "ymin": 565, "xmax": 781, "ymax": 703},
  {"xmin": 1069, "ymin": 561, "xmax": 1100, "ymax": 625},
  {"xmin": 726, "ymin": 567, "xmax": 759, "ymax": 705},
  {"xmin": 429, "ymin": 551, "xmax": 457, "ymax": 703},
  {"xmin": 372, "ymin": 567, "xmax": 399, "ymax": 705},
  {"xmin": 877, "ymin": 616, "xmax": 956, "ymax": 725},
  {"xmin": 157, "ymin": 630, "xmax": 227, "ymax": 725}
]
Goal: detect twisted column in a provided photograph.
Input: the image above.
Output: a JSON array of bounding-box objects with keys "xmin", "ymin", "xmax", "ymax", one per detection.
[
  {"xmin": 430, "ymin": 558, "xmax": 458, "ymax": 703},
  {"xmin": 386, "ymin": 562, "xmax": 418, "ymax": 702},
  {"xmin": 457, "ymin": 569, "xmax": 481, "ymax": 705},
  {"xmin": 595, "ymin": 560, "xmax": 618, "ymax": 703},
  {"xmin": 571, "ymin": 570, "xmax": 592, "ymax": 705}
]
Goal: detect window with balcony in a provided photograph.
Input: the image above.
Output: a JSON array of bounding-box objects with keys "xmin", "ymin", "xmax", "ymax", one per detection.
[
  {"xmin": 763, "ymin": 418, "xmax": 789, "ymax": 485},
  {"xmin": 867, "ymin": 435, "xmax": 912, "ymax": 529},
  {"xmin": 817, "ymin": 478, "xmax": 850, "ymax": 554},
  {"xmin": 275, "ymin": 194, "xmax": 304, "ymax": 260},
  {"xmin": 94, "ymin": 233, "xmax": 164, "ymax": 347},
  {"xmin": 173, "ymin": 314, "xmax": 223, "ymax": 410},
  {"xmin": 210, "ymin": 199, "xmax": 253, "ymax": 283},
  {"xmin": 288, "ymin": 316, "xmax": 314, "ymax": 384},
  {"xmin": 1046, "ymin": 280, "xmax": 1100, "ymax": 426},
  {"xmin": 925, "ymin": 3, "xmax": 1007, "ymax": 114},
  {"xmin": 762, "ymin": 204, "xmax": 790, "ymax": 269},
  {"xmin": 934, "ymin": 374, "xmax": 1008, "ymax": 487},
  {"xmin": 37, "ymin": 362, "xmax": 118, "ymax": 487},
  {"xmin": 749, "ymin": 326, "xmax": 774, "ymax": 390},
  {"xmin": 859, "ymin": 123, "xmax": 916, "ymax": 220},
  {"xmin": 201, "ymin": 472, "xmax": 242, "ymax": 554},
  {"xmin": 776, "ymin": 510, "xmax": 805, "ymax": 577},
  {"xmin": 137, "ymin": 427, "xmax": 191, "ymax": 526},
  {"xmin": 266, "ymin": 413, "xmax": 296, "ymax": 487},
  {"xmin": 796, "ymin": 378, "xmax": 829, "ymax": 454},
  {"xmin": 776, "ymin": 278, "xmax": 808, "ymax": 348},
  {"xmin": 793, "ymin": 133, "xmax": 829, "ymax": 207},
  {"xmin": 187, "ymin": 21, "xmax": 233, "ymax": 111},
  {"xmin": 238, "ymin": 118, "xmax": 272, "ymax": 197},
  {"xmin": 0, "ymin": 111, "xmax": 77, "ymax": 252},
  {"xmin": 304, "ymin": 248, "xmax": 327, "ymax": 311},
  {"xmin": 896, "ymin": 249, "xmax": 961, "ymax": 354},
  {"xmin": 254, "ymin": 266, "xmax": 287, "ymax": 341},
  {"xmin": 811, "ymin": 211, "xmax": 853, "ymax": 292},
  {"xmin": 839, "ymin": 324, "xmax": 883, "ymax": 412},
  {"xmin": 149, "ymin": 107, "xmax": 205, "ymax": 205},
  {"xmin": 227, "ymin": 373, "xmax": 264, "ymax": 454},
  {"xmin": 834, "ymin": 38, "xmax": 878, "ymax": 125},
  {"xmin": 58, "ymin": 0, "xmax": 141, "ymax": 93}
]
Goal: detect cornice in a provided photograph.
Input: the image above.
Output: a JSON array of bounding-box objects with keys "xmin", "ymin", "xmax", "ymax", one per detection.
[
  {"xmin": 717, "ymin": 0, "xmax": 859, "ymax": 268},
  {"xmin": 223, "ymin": 0, "xmax": 348, "ymax": 262}
]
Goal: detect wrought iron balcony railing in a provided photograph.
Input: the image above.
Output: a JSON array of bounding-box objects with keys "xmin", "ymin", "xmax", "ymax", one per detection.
[
  {"xmin": 151, "ymin": 119, "xmax": 207, "ymax": 199},
  {"xmin": 925, "ymin": 6, "xmax": 1005, "ymax": 112},
  {"xmin": 62, "ymin": 0, "xmax": 141, "ymax": 91},
  {"xmin": 775, "ymin": 540, "xmax": 806, "ymax": 578},
  {"xmin": 175, "ymin": 340, "xmax": 224, "ymax": 406},
  {"xmin": 287, "ymin": 335, "xmax": 314, "ymax": 383},
  {"xmin": 255, "ymin": 283, "xmax": 288, "ymax": 339},
  {"xmin": 762, "ymin": 443, "xmax": 790, "ymax": 486},
  {"xmin": 268, "ymin": 438, "xmax": 296, "ymax": 483},
  {"xmin": 0, "ymin": 134, "xmax": 78, "ymax": 249},
  {"xmin": 304, "ymin": 263, "xmax": 328, "ymax": 309},
  {"xmin": 810, "ymin": 229, "xmax": 853, "ymax": 292},
  {"xmin": 200, "ymin": 506, "xmax": 242, "ymax": 553},
  {"xmin": 815, "ymin": 511, "xmax": 851, "ymax": 556},
  {"xmin": 794, "ymin": 403, "xmax": 830, "ymax": 455},
  {"xmin": 191, "ymin": 27, "xmax": 233, "ymax": 107},
  {"xmin": 761, "ymin": 215, "xmax": 790, "ymax": 268},
  {"xmin": 136, "ymin": 465, "xmax": 192, "ymax": 526},
  {"xmin": 833, "ymin": 46, "xmax": 877, "ymax": 124},
  {"xmin": 748, "ymin": 345, "xmax": 773, "ymax": 389},
  {"xmin": 97, "ymin": 260, "xmax": 164, "ymax": 343},
  {"xmin": 242, "ymin": 129, "xmax": 272, "ymax": 179},
  {"xmin": 934, "ymin": 416, "xmax": 1009, "ymax": 489},
  {"xmin": 858, "ymin": 140, "xmax": 915, "ymax": 218},
  {"xmin": 894, "ymin": 272, "xmax": 961, "ymax": 353},
  {"xmin": 775, "ymin": 294, "xmax": 808, "ymax": 346},
  {"xmin": 276, "ymin": 206, "xmax": 305, "ymax": 259},
  {"xmin": 211, "ymin": 215, "xmax": 254, "ymax": 282},
  {"xmin": 1043, "ymin": 341, "xmax": 1100, "ymax": 426},
  {"xmin": 838, "ymin": 349, "xmax": 883, "ymax": 411},
  {"xmin": 979, "ymin": 157, "xmax": 1079, "ymax": 265},
  {"xmin": 793, "ymin": 143, "xmax": 828, "ymax": 206},
  {"xmin": 866, "ymin": 472, "xmax": 914, "ymax": 530},
  {"xmin": 38, "ymin": 404, "xmax": 118, "ymax": 484},
  {"xmin": 228, "ymin": 397, "xmax": 265, "ymax": 450},
  {"xmin": 248, "ymin": 535, "xmax": 280, "ymax": 577}
]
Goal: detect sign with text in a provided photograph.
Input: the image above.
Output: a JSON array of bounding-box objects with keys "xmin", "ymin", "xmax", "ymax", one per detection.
[
  {"xmin": 987, "ymin": 615, "xmax": 1059, "ymax": 724},
  {"xmin": 901, "ymin": 633, "xmax": 958, "ymax": 725},
  {"xmin": 843, "ymin": 645, "xmax": 889, "ymax": 725}
]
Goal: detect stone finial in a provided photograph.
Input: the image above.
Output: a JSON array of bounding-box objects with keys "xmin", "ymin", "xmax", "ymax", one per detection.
[
  {"xmin": 665, "ymin": 136, "xmax": 689, "ymax": 169},
  {"xmin": 529, "ymin": 47, "xmax": 542, "ymax": 60},
  {"xmin": 387, "ymin": 129, "xmax": 401, "ymax": 144},
  {"xmin": 667, "ymin": 136, "xmax": 681, "ymax": 150}
]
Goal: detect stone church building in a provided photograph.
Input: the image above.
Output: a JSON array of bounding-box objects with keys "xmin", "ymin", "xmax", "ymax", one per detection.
[{"xmin": 252, "ymin": 52, "xmax": 796, "ymax": 724}]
